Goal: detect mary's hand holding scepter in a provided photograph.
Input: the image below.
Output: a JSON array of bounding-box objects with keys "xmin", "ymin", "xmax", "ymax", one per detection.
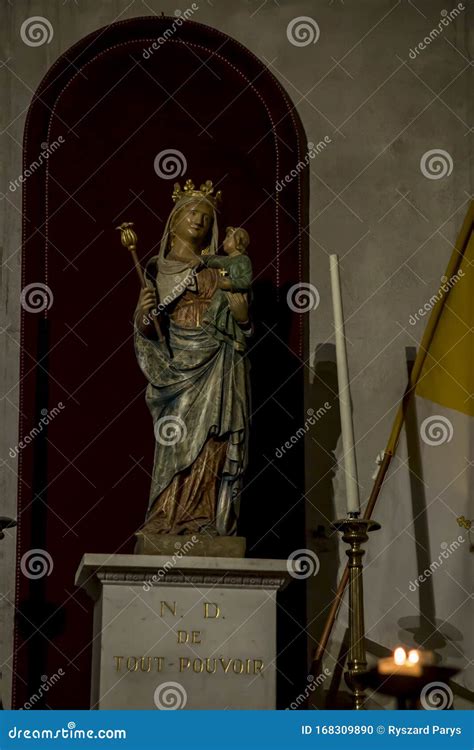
[{"xmin": 116, "ymin": 222, "xmax": 164, "ymax": 342}]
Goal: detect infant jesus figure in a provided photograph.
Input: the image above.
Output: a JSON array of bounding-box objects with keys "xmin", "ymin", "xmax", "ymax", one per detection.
[
  {"xmin": 201, "ymin": 226, "xmax": 253, "ymax": 351},
  {"xmin": 204, "ymin": 226, "xmax": 252, "ymax": 290}
]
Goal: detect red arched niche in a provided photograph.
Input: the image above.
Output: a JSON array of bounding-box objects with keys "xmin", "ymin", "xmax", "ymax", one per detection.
[{"xmin": 15, "ymin": 17, "xmax": 309, "ymax": 708}]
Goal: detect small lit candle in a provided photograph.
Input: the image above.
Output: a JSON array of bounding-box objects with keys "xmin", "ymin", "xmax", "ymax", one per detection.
[
  {"xmin": 408, "ymin": 650, "xmax": 420, "ymax": 665},
  {"xmin": 393, "ymin": 647, "xmax": 407, "ymax": 666},
  {"xmin": 378, "ymin": 647, "xmax": 434, "ymax": 676}
]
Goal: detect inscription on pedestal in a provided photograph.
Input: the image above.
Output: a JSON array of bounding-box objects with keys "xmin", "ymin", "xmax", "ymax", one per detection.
[
  {"xmin": 75, "ymin": 554, "xmax": 296, "ymax": 710},
  {"xmin": 112, "ymin": 600, "xmax": 265, "ymax": 680}
]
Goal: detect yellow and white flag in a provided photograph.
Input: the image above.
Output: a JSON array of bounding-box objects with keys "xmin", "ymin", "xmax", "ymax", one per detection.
[{"xmin": 365, "ymin": 204, "xmax": 474, "ymax": 701}]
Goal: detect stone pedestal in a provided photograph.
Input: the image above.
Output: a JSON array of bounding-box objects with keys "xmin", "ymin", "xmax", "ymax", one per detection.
[{"xmin": 75, "ymin": 554, "xmax": 296, "ymax": 710}]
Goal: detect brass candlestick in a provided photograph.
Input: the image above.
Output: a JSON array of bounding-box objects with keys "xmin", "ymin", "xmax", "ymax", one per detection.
[
  {"xmin": 116, "ymin": 221, "xmax": 164, "ymax": 342},
  {"xmin": 332, "ymin": 516, "xmax": 380, "ymax": 710}
]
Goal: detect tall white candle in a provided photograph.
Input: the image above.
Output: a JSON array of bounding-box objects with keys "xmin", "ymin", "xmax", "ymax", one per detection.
[{"xmin": 329, "ymin": 254, "xmax": 360, "ymax": 515}]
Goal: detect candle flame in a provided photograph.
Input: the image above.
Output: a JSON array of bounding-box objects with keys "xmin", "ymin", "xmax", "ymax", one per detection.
[
  {"xmin": 393, "ymin": 647, "xmax": 406, "ymax": 665},
  {"xmin": 408, "ymin": 650, "xmax": 420, "ymax": 664}
]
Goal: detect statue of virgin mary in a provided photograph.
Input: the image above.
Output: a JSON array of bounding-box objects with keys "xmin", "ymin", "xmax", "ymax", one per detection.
[{"xmin": 134, "ymin": 180, "xmax": 251, "ymax": 538}]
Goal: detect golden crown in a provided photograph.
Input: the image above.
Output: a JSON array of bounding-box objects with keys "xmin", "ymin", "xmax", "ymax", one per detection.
[{"xmin": 172, "ymin": 179, "xmax": 222, "ymax": 207}]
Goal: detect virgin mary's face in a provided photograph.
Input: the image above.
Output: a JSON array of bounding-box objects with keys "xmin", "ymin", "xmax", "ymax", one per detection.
[{"xmin": 173, "ymin": 200, "xmax": 214, "ymax": 245}]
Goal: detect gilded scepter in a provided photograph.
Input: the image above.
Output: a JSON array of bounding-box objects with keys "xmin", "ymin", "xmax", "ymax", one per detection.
[{"xmin": 116, "ymin": 222, "xmax": 164, "ymax": 342}]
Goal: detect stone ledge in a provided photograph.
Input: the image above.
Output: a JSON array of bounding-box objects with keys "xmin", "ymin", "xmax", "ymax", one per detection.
[{"xmin": 75, "ymin": 553, "xmax": 298, "ymax": 600}]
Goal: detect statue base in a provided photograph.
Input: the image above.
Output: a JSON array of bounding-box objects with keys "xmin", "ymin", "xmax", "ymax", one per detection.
[
  {"xmin": 75, "ymin": 554, "xmax": 296, "ymax": 709},
  {"xmin": 134, "ymin": 532, "xmax": 246, "ymax": 557}
]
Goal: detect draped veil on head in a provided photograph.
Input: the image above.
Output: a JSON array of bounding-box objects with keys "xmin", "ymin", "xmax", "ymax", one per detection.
[{"xmin": 153, "ymin": 195, "xmax": 219, "ymax": 306}]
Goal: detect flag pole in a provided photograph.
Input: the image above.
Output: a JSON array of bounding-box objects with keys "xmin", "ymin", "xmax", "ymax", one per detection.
[{"xmin": 312, "ymin": 202, "xmax": 474, "ymax": 668}]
